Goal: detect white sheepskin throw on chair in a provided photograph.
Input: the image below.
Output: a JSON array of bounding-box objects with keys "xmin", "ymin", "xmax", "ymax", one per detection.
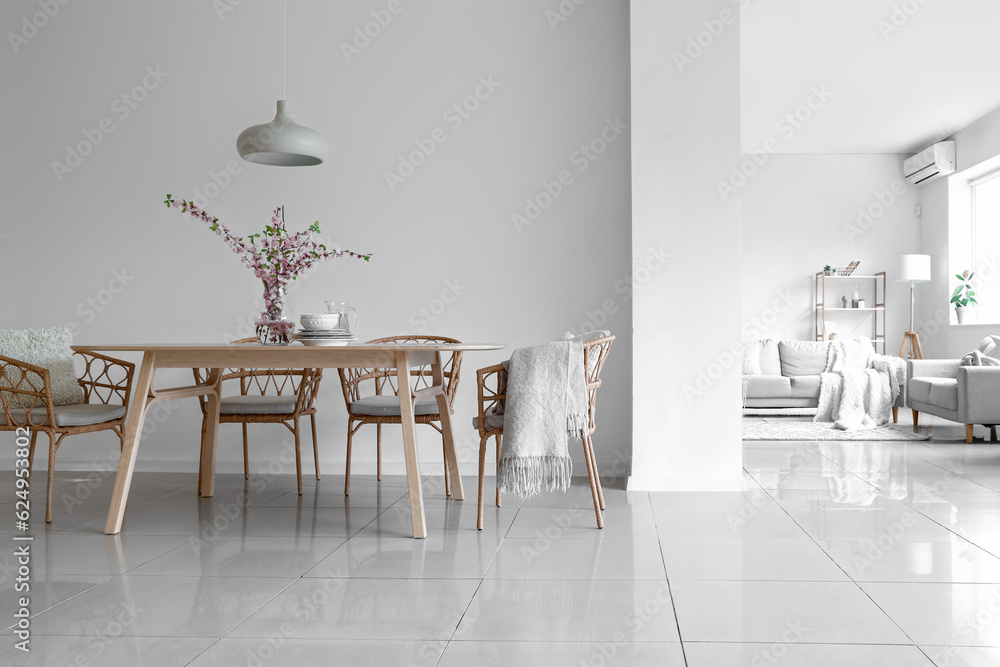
[{"xmin": 0, "ymin": 327, "xmax": 84, "ymax": 406}]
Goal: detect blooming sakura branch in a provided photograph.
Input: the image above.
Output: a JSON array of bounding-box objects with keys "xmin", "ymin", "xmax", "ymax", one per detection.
[{"xmin": 164, "ymin": 195, "xmax": 371, "ymax": 344}]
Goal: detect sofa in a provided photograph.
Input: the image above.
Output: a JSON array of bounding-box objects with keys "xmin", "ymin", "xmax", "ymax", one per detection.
[
  {"xmin": 908, "ymin": 336, "xmax": 1000, "ymax": 443},
  {"xmin": 742, "ymin": 339, "xmax": 904, "ymax": 422}
]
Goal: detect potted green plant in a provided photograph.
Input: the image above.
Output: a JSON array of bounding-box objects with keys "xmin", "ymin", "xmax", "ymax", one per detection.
[
  {"xmin": 823, "ymin": 265, "xmax": 834, "ymax": 276},
  {"xmin": 951, "ymin": 270, "xmax": 978, "ymax": 325}
]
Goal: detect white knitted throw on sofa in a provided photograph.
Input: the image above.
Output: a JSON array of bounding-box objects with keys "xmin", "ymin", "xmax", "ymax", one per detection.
[
  {"xmin": 815, "ymin": 338, "xmax": 905, "ymax": 431},
  {"xmin": 496, "ymin": 341, "xmax": 589, "ymax": 497}
]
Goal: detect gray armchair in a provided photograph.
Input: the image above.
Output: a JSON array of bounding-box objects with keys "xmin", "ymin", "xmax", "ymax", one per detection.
[{"xmin": 907, "ymin": 358, "xmax": 1000, "ymax": 443}]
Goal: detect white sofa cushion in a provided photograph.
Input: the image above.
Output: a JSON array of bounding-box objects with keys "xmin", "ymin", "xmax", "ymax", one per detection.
[
  {"xmin": 758, "ymin": 339, "xmax": 781, "ymax": 376},
  {"xmin": 745, "ymin": 375, "xmax": 792, "ymax": 399},
  {"xmin": 909, "ymin": 377, "xmax": 959, "ymax": 412},
  {"xmin": 790, "ymin": 376, "xmax": 822, "ymax": 398},
  {"xmin": 0, "ymin": 327, "xmax": 84, "ymax": 406},
  {"xmin": 779, "ymin": 341, "xmax": 830, "ymax": 377}
]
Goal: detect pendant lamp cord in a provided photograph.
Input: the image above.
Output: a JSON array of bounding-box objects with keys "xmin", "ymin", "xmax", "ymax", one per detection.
[{"xmin": 282, "ymin": 0, "xmax": 286, "ymax": 99}]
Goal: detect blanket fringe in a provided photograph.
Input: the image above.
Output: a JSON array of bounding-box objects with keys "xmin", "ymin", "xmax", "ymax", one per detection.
[
  {"xmin": 497, "ymin": 456, "xmax": 573, "ymax": 497},
  {"xmin": 567, "ymin": 412, "xmax": 588, "ymax": 434}
]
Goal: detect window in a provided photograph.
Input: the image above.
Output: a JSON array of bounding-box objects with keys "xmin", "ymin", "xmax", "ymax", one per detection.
[{"xmin": 969, "ymin": 171, "xmax": 1000, "ymax": 323}]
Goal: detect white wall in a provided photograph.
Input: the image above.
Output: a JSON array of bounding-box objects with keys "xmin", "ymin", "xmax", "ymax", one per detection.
[
  {"xmin": 742, "ymin": 154, "xmax": 920, "ymax": 349},
  {"xmin": 917, "ymin": 105, "xmax": 1000, "ymax": 358},
  {"xmin": 630, "ymin": 0, "xmax": 743, "ymax": 491},
  {"xmin": 0, "ymin": 0, "xmax": 632, "ymax": 477}
]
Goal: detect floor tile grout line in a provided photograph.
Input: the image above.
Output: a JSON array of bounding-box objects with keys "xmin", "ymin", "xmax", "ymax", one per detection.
[
  {"xmin": 759, "ymin": 439, "xmax": 935, "ymax": 651},
  {"xmin": 649, "ymin": 490, "xmax": 689, "ymax": 667},
  {"xmin": 181, "ymin": 637, "xmax": 225, "ymax": 667}
]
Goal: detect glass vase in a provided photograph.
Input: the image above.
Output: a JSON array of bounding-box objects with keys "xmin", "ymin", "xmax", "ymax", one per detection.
[{"xmin": 255, "ymin": 281, "xmax": 294, "ymax": 345}]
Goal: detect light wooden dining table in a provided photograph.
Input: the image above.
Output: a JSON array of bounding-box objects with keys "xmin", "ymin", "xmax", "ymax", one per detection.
[{"xmin": 72, "ymin": 342, "xmax": 503, "ymax": 538}]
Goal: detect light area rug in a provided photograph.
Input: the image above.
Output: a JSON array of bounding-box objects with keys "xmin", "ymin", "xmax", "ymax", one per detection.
[
  {"xmin": 743, "ymin": 421, "xmax": 930, "ymax": 441},
  {"xmin": 743, "ymin": 408, "xmax": 818, "ymax": 417}
]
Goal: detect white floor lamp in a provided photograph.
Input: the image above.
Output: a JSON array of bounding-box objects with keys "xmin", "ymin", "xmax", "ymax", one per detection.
[{"xmin": 894, "ymin": 254, "xmax": 931, "ymax": 359}]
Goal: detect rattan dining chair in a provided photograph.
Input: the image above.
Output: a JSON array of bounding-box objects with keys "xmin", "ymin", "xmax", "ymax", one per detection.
[
  {"xmin": 1, "ymin": 350, "xmax": 135, "ymax": 522},
  {"xmin": 338, "ymin": 335, "xmax": 464, "ymax": 496},
  {"xmin": 193, "ymin": 338, "xmax": 324, "ymax": 495},
  {"xmin": 474, "ymin": 334, "xmax": 615, "ymax": 530}
]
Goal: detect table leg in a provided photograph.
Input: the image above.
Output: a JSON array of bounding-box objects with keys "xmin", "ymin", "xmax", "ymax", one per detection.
[
  {"xmin": 396, "ymin": 351, "xmax": 427, "ymax": 538},
  {"xmin": 105, "ymin": 352, "xmax": 157, "ymax": 535},
  {"xmin": 198, "ymin": 368, "xmax": 222, "ymax": 497},
  {"xmin": 432, "ymin": 351, "xmax": 464, "ymax": 501}
]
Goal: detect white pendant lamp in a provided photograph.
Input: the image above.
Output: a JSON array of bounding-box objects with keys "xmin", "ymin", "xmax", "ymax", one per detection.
[{"xmin": 237, "ymin": 0, "xmax": 328, "ymax": 166}]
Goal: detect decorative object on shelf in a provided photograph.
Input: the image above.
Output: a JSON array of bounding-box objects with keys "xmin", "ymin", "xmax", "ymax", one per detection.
[
  {"xmin": 825, "ymin": 322, "xmax": 838, "ymax": 341},
  {"xmin": 832, "ymin": 261, "xmax": 860, "ymax": 276},
  {"xmin": 894, "ymin": 254, "xmax": 931, "ymax": 359},
  {"xmin": 951, "ymin": 269, "xmax": 978, "ymax": 325},
  {"xmin": 824, "ymin": 265, "xmax": 835, "ymax": 276},
  {"xmin": 236, "ymin": 0, "xmax": 329, "ymax": 166},
  {"xmin": 164, "ymin": 195, "xmax": 372, "ymax": 345},
  {"xmin": 815, "ymin": 270, "xmax": 887, "ymax": 353}
]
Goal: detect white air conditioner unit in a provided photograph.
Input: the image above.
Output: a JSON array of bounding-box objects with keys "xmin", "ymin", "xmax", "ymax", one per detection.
[{"xmin": 903, "ymin": 141, "xmax": 956, "ymax": 186}]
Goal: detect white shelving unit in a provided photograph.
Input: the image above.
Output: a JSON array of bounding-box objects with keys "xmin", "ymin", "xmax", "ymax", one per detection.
[{"xmin": 815, "ymin": 272, "xmax": 886, "ymax": 354}]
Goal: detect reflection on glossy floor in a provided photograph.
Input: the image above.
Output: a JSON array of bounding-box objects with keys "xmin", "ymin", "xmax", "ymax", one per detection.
[{"xmin": 3, "ymin": 413, "xmax": 1000, "ymax": 666}]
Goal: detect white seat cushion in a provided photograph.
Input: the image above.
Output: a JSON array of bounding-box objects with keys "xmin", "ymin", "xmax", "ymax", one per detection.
[
  {"xmin": 220, "ymin": 395, "xmax": 298, "ymax": 415},
  {"xmin": 472, "ymin": 414, "xmax": 505, "ymax": 430},
  {"xmin": 745, "ymin": 375, "xmax": 792, "ymax": 399},
  {"xmin": 9, "ymin": 403, "xmax": 126, "ymax": 427},
  {"xmin": 909, "ymin": 377, "xmax": 959, "ymax": 412},
  {"xmin": 351, "ymin": 395, "xmax": 439, "ymax": 417}
]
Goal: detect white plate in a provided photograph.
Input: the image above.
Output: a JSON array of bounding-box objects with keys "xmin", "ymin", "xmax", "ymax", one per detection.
[{"xmin": 298, "ymin": 338, "xmax": 358, "ymax": 346}]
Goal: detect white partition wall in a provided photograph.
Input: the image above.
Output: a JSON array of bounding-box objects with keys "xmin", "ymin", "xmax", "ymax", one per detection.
[{"xmin": 629, "ymin": 0, "xmax": 743, "ymax": 491}]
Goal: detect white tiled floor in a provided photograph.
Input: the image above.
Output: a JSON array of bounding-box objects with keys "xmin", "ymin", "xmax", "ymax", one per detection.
[{"xmin": 3, "ymin": 413, "xmax": 1000, "ymax": 665}]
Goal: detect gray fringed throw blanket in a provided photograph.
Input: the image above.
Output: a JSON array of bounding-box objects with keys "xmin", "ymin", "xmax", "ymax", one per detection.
[
  {"xmin": 815, "ymin": 338, "xmax": 906, "ymax": 431},
  {"xmin": 496, "ymin": 341, "xmax": 589, "ymax": 497}
]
